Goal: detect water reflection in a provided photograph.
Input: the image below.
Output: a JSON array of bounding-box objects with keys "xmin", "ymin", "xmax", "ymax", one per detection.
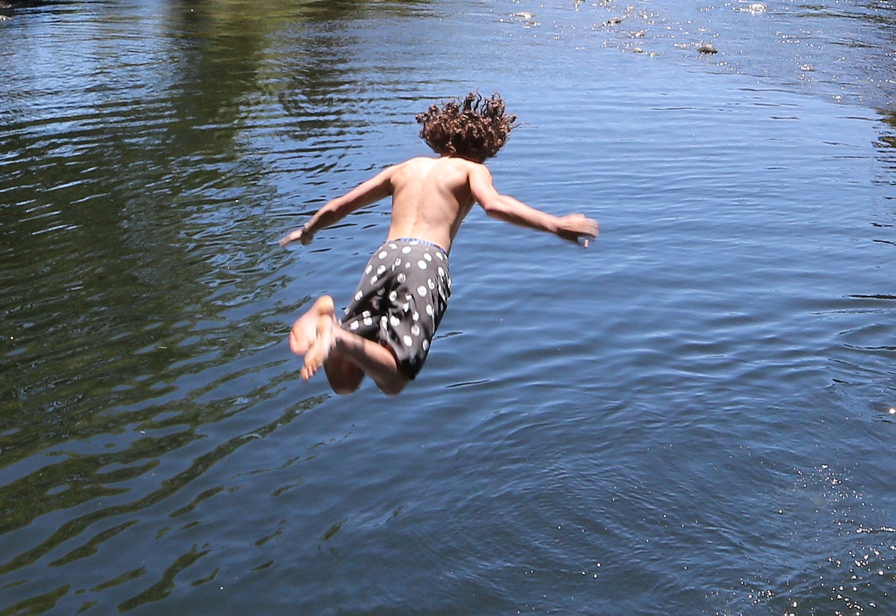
[
  {"xmin": 1, "ymin": 0, "xmax": 273, "ymax": 456},
  {"xmin": 880, "ymin": 110, "xmax": 896, "ymax": 148},
  {"xmin": 1, "ymin": 0, "xmax": 453, "ymax": 605},
  {"xmin": 0, "ymin": 0, "xmax": 346, "ymax": 603}
]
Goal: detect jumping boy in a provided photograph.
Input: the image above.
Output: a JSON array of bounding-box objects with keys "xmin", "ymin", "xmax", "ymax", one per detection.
[{"xmin": 280, "ymin": 92, "xmax": 599, "ymax": 396}]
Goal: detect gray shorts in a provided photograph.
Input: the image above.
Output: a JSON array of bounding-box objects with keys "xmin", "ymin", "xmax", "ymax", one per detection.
[{"xmin": 341, "ymin": 239, "xmax": 451, "ymax": 379}]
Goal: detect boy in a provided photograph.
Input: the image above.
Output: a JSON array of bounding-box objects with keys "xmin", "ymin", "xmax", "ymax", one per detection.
[{"xmin": 280, "ymin": 92, "xmax": 598, "ymax": 396}]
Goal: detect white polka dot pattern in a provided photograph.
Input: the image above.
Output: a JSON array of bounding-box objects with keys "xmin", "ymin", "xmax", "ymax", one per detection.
[{"xmin": 339, "ymin": 239, "xmax": 451, "ymax": 379}]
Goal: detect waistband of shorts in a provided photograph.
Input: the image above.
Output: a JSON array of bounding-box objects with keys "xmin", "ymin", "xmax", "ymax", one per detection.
[{"xmin": 394, "ymin": 237, "xmax": 448, "ymax": 255}]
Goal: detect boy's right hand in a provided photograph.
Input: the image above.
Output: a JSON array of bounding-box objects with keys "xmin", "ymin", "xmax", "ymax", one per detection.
[
  {"xmin": 279, "ymin": 224, "xmax": 314, "ymax": 247},
  {"xmin": 557, "ymin": 214, "xmax": 599, "ymax": 247}
]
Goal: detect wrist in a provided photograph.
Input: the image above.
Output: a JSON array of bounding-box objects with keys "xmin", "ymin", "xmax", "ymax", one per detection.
[{"xmin": 550, "ymin": 216, "xmax": 563, "ymax": 235}]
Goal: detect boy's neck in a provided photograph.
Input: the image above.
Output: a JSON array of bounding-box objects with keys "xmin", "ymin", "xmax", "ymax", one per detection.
[{"xmin": 440, "ymin": 153, "xmax": 486, "ymax": 164}]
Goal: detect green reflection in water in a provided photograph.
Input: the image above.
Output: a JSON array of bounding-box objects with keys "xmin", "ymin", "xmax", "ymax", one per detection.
[
  {"xmin": 49, "ymin": 521, "xmax": 139, "ymax": 568},
  {"xmin": 116, "ymin": 544, "xmax": 209, "ymax": 613},
  {"xmin": 0, "ymin": 584, "xmax": 69, "ymax": 616},
  {"xmin": 87, "ymin": 566, "xmax": 147, "ymax": 593},
  {"xmin": 0, "ymin": 393, "xmax": 324, "ymax": 577},
  {"xmin": 880, "ymin": 111, "xmax": 896, "ymax": 149},
  {"xmin": 0, "ymin": 0, "xmax": 432, "ymax": 612}
]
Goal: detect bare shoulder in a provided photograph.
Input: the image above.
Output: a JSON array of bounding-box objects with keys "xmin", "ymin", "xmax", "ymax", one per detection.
[
  {"xmin": 462, "ymin": 158, "xmax": 490, "ymax": 176},
  {"xmin": 388, "ymin": 156, "xmax": 437, "ymax": 178},
  {"xmin": 464, "ymin": 159, "xmax": 494, "ymax": 185}
]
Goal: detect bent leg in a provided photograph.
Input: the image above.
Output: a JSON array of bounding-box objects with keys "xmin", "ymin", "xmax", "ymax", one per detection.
[
  {"xmin": 291, "ymin": 295, "xmax": 408, "ymax": 396},
  {"xmin": 330, "ymin": 329, "xmax": 409, "ymax": 396},
  {"xmin": 323, "ymin": 354, "xmax": 364, "ymax": 395}
]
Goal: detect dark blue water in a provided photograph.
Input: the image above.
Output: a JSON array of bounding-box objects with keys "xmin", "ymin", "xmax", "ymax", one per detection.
[{"xmin": 1, "ymin": 0, "xmax": 895, "ymax": 614}]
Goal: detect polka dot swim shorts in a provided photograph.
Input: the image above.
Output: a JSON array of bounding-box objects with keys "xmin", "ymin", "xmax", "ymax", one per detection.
[{"xmin": 341, "ymin": 238, "xmax": 451, "ymax": 379}]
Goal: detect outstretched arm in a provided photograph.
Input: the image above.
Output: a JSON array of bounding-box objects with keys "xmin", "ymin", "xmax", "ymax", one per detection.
[
  {"xmin": 279, "ymin": 166, "xmax": 397, "ymax": 246},
  {"xmin": 469, "ymin": 165, "xmax": 599, "ymax": 247}
]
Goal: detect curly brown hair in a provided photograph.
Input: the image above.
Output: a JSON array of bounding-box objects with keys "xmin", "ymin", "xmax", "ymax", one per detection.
[{"xmin": 416, "ymin": 92, "xmax": 517, "ymax": 161}]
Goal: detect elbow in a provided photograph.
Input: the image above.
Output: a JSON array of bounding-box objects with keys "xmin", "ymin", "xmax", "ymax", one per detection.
[{"xmin": 480, "ymin": 200, "xmax": 508, "ymax": 220}]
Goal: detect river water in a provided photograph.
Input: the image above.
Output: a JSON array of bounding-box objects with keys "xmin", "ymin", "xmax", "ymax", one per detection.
[{"xmin": 1, "ymin": 0, "xmax": 895, "ymax": 614}]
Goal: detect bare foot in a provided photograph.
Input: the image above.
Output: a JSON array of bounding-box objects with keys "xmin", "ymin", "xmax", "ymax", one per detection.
[
  {"xmin": 289, "ymin": 295, "xmax": 335, "ymax": 357},
  {"xmin": 301, "ymin": 312, "xmax": 338, "ymax": 381}
]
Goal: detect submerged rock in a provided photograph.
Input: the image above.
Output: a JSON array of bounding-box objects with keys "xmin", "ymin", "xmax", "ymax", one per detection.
[{"xmin": 698, "ymin": 43, "xmax": 718, "ymax": 54}]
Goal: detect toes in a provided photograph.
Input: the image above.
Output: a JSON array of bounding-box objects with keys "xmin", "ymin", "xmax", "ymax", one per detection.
[
  {"xmin": 302, "ymin": 352, "xmax": 323, "ymax": 381},
  {"xmin": 302, "ymin": 360, "xmax": 318, "ymax": 381}
]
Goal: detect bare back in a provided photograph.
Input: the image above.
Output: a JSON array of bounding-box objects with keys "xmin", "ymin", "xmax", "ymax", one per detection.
[{"xmin": 385, "ymin": 156, "xmax": 481, "ymax": 253}]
